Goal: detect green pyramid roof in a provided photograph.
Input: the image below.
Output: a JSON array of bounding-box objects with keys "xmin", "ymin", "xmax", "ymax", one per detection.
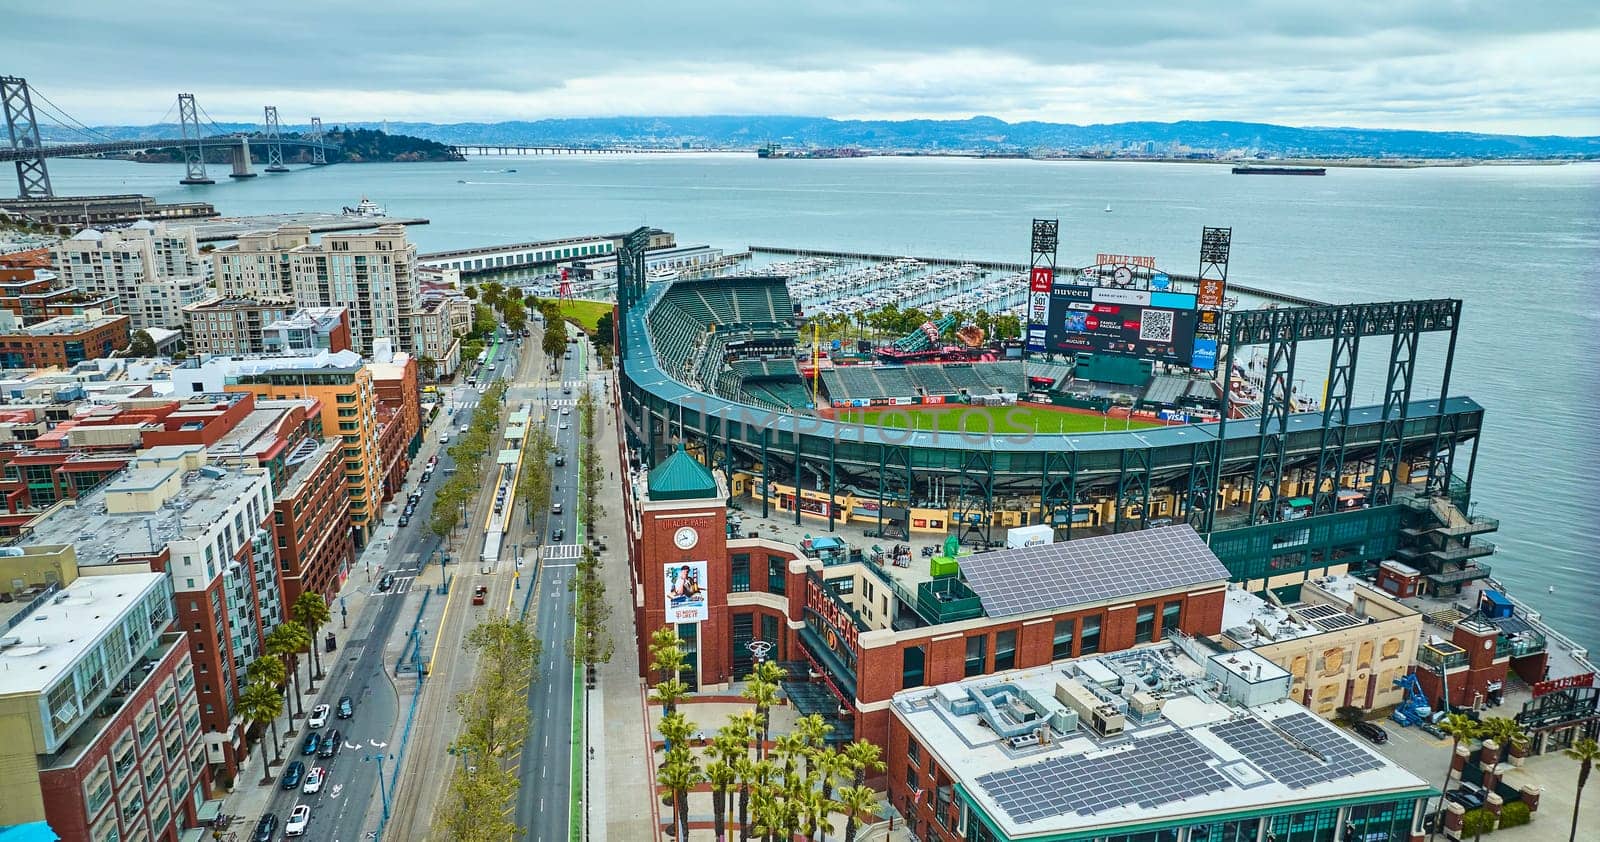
[{"xmin": 648, "ymin": 445, "xmax": 719, "ymax": 501}]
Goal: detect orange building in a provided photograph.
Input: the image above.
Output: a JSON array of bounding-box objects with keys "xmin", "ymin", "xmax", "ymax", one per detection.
[{"xmin": 0, "ymin": 314, "xmax": 130, "ymax": 368}]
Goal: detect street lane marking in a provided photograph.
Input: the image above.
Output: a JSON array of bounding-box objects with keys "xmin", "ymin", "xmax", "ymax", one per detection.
[{"xmin": 542, "ymin": 544, "xmax": 581, "ymax": 560}]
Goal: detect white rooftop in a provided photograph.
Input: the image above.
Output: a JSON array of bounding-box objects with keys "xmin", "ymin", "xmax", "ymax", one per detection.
[
  {"xmin": 892, "ymin": 645, "xmax": 1430, "ymax": 840},
  {"xmin": 0, "ymin": 572, "xmax": 167, "ymax": 696}
]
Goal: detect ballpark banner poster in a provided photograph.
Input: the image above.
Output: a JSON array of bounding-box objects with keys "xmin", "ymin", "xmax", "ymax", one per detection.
[{"xmin": 664, "ymin": 561, "xmax": 709, "ymax": 623}]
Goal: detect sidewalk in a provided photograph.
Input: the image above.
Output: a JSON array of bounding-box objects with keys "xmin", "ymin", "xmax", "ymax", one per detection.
[{"xmin": 588, "ymin": 351, "xmax": 656, "ymax": 842}]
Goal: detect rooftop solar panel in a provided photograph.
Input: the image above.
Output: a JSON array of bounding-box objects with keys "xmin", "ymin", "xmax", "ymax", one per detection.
[
  {"xmin": 1211, "ymin": 712, "xmax": 1382, "ymax": 789},
  {"xmin": 958, "ymin": 525, "xmax": 1230, "ymax": 618},
  {"xmin": 976, "ymin": 730, "xmax": 1232, "ymax": 824}
]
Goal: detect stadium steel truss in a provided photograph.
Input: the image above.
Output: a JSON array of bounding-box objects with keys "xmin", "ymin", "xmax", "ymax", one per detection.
[{"xmin": 614, "ymin": 228, "xmax": 1481, "ymax": 563}]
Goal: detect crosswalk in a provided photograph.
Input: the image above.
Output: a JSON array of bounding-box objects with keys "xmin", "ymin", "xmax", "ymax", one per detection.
[
  {"xmin": 542, "ymin": 543, "xmax": 582, "ymax": 560},
  {"xmin": 549, "ymin": 399, "xmax": 577, "ymax": 408}
]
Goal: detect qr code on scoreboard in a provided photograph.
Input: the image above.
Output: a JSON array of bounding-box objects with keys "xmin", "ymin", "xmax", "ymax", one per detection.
[{"xmin": 1139, "ymin": 310, "xmax": 1175, "ymax": 342}]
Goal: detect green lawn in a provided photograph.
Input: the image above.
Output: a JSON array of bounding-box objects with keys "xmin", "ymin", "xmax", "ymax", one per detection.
[
  {"xmin": 837, "ymin": 404, "xmax": 1166, "ymax": 435},
  {"xmin": 536, "ymin": 298, "xmax": 612, "ymax": 334}
]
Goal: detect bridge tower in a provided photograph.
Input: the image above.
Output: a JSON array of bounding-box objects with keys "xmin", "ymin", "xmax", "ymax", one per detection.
[
  {"xmin": 1, "ymin": 76, "xmax": 54, "ymax": 198},
  {"xmin": 262, "ymin": 106, "xmax": 289, "ymax": 172},
  {"xmin": 176, "ymin": 93, "xmax": 213, "ymax": 185},
  {"xmin": 308, "ymin": 117, "xmax": 328, "ymax": 166}
]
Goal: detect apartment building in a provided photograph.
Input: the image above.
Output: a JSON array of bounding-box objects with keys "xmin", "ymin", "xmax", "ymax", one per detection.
[
  {"xmin": 0, "ymin": 313, "xmax": 131, "ymax": 368},
  {"xmin": 0, "ymin": 545, "xmax": 214, "ymax": 842},
  {"xmin": 182, "ymin": 296, "xmax": 351, "ymax": 357},
  {"xmin": 21, "ymin": 447, "xmax": 282, "ymax": 778},
  {"xmin": 211, "ymin": 225, "xmax": 420, "ymax": 357},
  {"xmin": 413, "ymin": 281, "xmax": 472, "ymax": 378},
  {"xmin": 51, "ymin": 222, "xmax": 213, "ymax": 331},
  {"xmin": 0, "ymin": 267, "xmax": 119, "ymax": 325}
]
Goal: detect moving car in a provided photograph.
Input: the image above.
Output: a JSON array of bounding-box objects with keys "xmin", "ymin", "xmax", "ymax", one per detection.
[
  {"xmin": 552, "ymin": 502, "xmax": 562, "ymax": 515},
  {"xmin": 378, "ymin": 573, "xmax": 395, "ymax": 592},
  {"xmin": 562, "ymin": 385, "xmax": 572, "ymax": 394},
  {"xmin": 472, "ymin": 585, "xmax": 489, "ymax": 605},
  {"xmin": 317, "ymin": 729, "xmax": 341, "ymax": 759},
  {"xmin": 554, "ymin": 455, "xmax": 565, "ymax": 467},
  {"xmin": 551, "ymin": 527, "xmax": 564, "ymax": 542},
  {"xmin": 398, "ymin": 515, "xmax": 410, "ymax": 527},
  {"xmin": 302, "ymin": 766, "xmax": 326, "ymax": 794},
  {"xmin": 307, "ymin": 704, "xmax": 329, "ymax": 729},
  {"xmin": 560, "ymin": 407, "xmax": 571, "ymax": 416},
  {"xmin": 280, "ymin": 761, "xmax": 305, "ymax": 789},
  {"xmin": 1352, "ymin": 721, "xmax": 1389, "ymax": 745},
  {"xmin": 301, "ymin": 731, "xmax": 320, "ymax": 756},
  {"xmin": 286, "ymin": 804, "xmax": 310, "ymax": 837},
  {"xmin": 337, "ymin": 696, "xmax": 354, "ymax": 719},
  {"xmin": 251, "ymin": 815, "xmax": 278, "ymax": 842}
]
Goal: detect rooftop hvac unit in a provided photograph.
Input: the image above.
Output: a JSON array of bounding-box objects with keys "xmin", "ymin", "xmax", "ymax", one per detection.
[{"xmin": 1091, "ymin": 704, "xmax": 1125, "ymax": 737}]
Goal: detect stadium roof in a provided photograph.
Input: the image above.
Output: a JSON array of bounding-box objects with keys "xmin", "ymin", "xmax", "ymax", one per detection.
[
  {"xmin": 958, "ymin": 525, "xmax": 1230, "ymax": 617},
  {"xmin": 623, "ymin": 279, "xmax": 1483, "ymax": 454}
]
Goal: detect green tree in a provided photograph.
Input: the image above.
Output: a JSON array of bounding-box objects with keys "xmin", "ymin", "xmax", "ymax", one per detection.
[
  {"xmin": 1335, "ymin": 705, "xmax": 1365, "ymax": 727},
  {"xmin": 463, "ymin": 285, "xmax": 478, "ymax": 299},
  {"xmin": 291, "ymin": 591, "xmax": 332, "ymax": 685},
  {"xmin": 265, "ymin": 621, "xmax": 311, "ymax": 720},
  {"xmin": 245, "ymin": 657, "xmax": 286, "ymax": 761},
  {"xmin": 1565, "ymin": 737, "xmax": 1600, "ymax": 842},
  {"xmin": 239, "ymin": 680, "xmax": 283, "ymax": 785},
  {"xmin": 417, "ymin": 355, "xmax": 438, "ymax": 381},
  {"xmin": 431, "ymin": 739, "xmax": 520, "ymax": 842},
  {"xmin": 742, "ymin": 660, "xmax": 785, "ymax": 760},
  {"xmin": 843, "ymin": 739, "xmax": 885, "ymax": 788},
  {"xmin": 501, "ymin": 295, "xmax": 527, "ymax": 334},
  {"xmin": 707, "ymin": 750, "xmax": 738, "ymax": 842},
  {"xmin": 595, "ymin": 310, "xmax": 615, "ymax": 346},
  {"xmin": 126, "ymin": 329, "xmax": 158, "ymax": 358},
  {"xmin": 837, "ymin": 784, "xmax": 877, "ymax": 842},
  {"xmin": 1435, "ymin": 713, "xmax": 1482, "ymax": 832},
  {"xmin": 994, "ymin": 313, "xmax": 1023, "ymax": 340},
  {"xmin": 1461, "ymin": 807, "xmax": 1496, "ymax": 839},
  {"xmin": 659, "ymin": 750, "xmax": 704, "ymax": 841},
  {"xmin": 542, "ymin": 312, "xmax": 570, "ymax": 367}
]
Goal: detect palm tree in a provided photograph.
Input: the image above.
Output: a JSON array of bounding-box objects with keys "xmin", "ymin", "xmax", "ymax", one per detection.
[
  {"xmin": 417, "ymin": 355, "xmax": 438, "ymax": 381},
  {"xmin": 842, "ymin": 739, "xmax": 885, "ymax": 788},
  {"xmin": 729, "ymin": 710, "xmax": 762, "ymax": 761},
  {"xmin": 1479, "ymin": 716, "xmax": 1527, "ymax": 786},
  {"xmin": 239, "ymin": 680, "xmax": 283, "ymax": 785},
  {"xmin": 735, "ymin": 757, "xmax": 772, "ymax": 842},
  {"xmin": 653, "ymin": 677, "xmax": 690, "ymax": 715},
  {"xmin": 291, "ymin": 591, "xmax": 332, "ymax": 685},
  {"xmin": 1434, "ymin": 713, "xmax": 1481, "ymax": 835},
  {"xmin": 659, "ymin": 711, "xmax": 695, "ymax": 755},
  {"xmin": 814, "ymin": 748, "xmax": 850, "ymax": 811},
  {"xmin": 742, "ymin": 661, "xmax": 785, "ymax": 760},
  {"xmin": 659, "ymin": 751, "xmax": 704, "ymax": 841},
  {"xmin": 1565, "ymin": 737, "xmax": 1600, "ymax": 842},
  {"xmin": 707, "ymin": 754, "xmax": 738, "ymax": 842},
  {"xmin": 265, "ymin": 621, "xmax": 311, "ymax": 719},
  {"xmin": 795, "ymin": 714, "xmax": 833, "ymax": 779},
  {"xmin": 773, "ymin": 734, "xmax": 807, "ymax": 792},
  {"xmin": 245, "ymin": 657, "xmax": 286, "ymax": 759},
  {"xmin": 837, "ymin": 784, "xmax": 877, "ymax": 842}
]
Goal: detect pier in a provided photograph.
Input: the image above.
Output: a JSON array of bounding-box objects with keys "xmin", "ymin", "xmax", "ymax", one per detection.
[
  {"xmin": 181, "ymin": 212, "xmax": 430, "ymax": 243},
  {"xmin": 748, "ymin": 245, "xmax": 1327, "ymax": 308},
  {"xmin": 418, "ymin": 234, "xmax": 619, "ymax": 274}
]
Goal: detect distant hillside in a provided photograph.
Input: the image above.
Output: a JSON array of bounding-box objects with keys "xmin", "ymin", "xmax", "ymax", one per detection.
[
  {"xmin": 119, "ymin": 127, "xmax": 463, "ymax": 164},
  {"xmin": 53, "ymin": 117, "xmax": 1599, "ymax": 159}
]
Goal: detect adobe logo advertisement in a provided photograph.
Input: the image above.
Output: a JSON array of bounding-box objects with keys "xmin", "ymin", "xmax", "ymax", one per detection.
[{"xmin": 1030, "ymin": 267, "xmax": 1054, "ymax": 292}]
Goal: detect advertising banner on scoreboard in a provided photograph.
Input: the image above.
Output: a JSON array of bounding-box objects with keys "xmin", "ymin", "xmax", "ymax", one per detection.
[
  {"xmin": 1045, "ymin": 283, "xmax": 1200, "ymax": 365},
  {"xmin": 1190, "ymin": 337, "xmax": 1218, "ymax": 371},
  {"xmin": 1030, "ymin": 267, "xmax": 1054, "ymax": 292},
  {"xmin": 1198, "ymin": 279, "xmax": 1226, "ymax": 309}
]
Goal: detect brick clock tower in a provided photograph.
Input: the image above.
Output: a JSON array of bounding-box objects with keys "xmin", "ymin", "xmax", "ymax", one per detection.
[{"xmin": 629, "ymin": 446, "xmax": 733, "ymax": 690}]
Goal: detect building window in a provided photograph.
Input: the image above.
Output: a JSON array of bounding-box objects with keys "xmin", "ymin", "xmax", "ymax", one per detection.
[
  {"xmin": 1080, "ymin": 615, "xmax": 1102, "ymax": 655},
  {"xmin": 902, "ymin": 644, "xmax": 926, "ymax": 690},
  {"xmin": 964, "ymin": 635, "xmax": 987, "ymax": 677},
  {"xmin": 1052, "ymin": 619, "xmax": 1076, "ymax": 660},
  {"xmin": 1135, "ymin": 605, "xmax": 1157, "ymax": 644},
  {"xmin": 1161, "ymin": 600, "xmax": 1182, "ymax": 638},
  {"xmin": 730, "ymin": 554, "xmax": 750, "ymax": 593},
  {"xmin": 766, "ymin": 555, "xmax": 786, "ymax": 595},
  {"xmin": 994, "ymin": 629, "xmax": 1017, "ymax": 671}
]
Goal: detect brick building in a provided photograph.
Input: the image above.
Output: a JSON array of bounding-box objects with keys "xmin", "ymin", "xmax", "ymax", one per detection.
[
  {"xmin": 0, "ymin": 313, "xmax": 130, "ymax": 368},
  {"xmin": 0, "ymin": 267, "xmax": 119, "ymax": 325},
  {"xmin": 0, "ymin": 546, "xmax": 215, "ymax": 841},
  {"xmin": 625, "ymin": 447, "xmax": 1231, "ymax": 748}
]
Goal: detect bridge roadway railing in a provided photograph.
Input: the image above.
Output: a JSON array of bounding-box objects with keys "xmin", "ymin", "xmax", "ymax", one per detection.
[{"xmin": 2, "ymin": 137, "xmax": 335, "ymax": 163}]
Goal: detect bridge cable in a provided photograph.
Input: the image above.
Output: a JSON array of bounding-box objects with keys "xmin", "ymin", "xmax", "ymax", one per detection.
[{"xmin": 25, "ymin": 84, "xmax": 116, "ymax": 143}]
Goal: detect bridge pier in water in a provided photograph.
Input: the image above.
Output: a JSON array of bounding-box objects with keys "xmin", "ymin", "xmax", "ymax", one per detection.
[{"xmin": 229, "ymin": 137, "xmax": 257, "ymax": 179}]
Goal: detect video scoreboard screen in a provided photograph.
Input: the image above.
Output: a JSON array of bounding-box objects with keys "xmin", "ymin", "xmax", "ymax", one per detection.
[{"xmin": 1032, "ymin": 284, "xmax": 1214, "ymax": 369}]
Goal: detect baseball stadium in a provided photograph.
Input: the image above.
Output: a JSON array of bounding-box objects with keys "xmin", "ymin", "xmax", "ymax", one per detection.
[{"xmin": 613, "ymin": 225, "xmax": 1491, "ymax": 594}]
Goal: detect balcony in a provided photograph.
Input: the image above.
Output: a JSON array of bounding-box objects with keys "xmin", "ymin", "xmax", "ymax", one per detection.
[
  {"xmin": 917, "ymin": 577, "xmax": 984, "ymax": 624},
  {"xmin": 1498, "ymin": 630, "xmax": 1548, "ymax": 660}
]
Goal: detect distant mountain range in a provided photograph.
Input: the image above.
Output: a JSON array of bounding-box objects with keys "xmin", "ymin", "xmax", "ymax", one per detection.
[{"xmin": 46, "ymin": 117, "xmax": 1600, "ymax": 159}]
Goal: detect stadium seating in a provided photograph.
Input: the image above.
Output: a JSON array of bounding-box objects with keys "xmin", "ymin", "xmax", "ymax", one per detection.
[
  {"xmin": 645, "ymin": 277, "xmax": 808, "ymax": 411},
  {"xmin": 1141, "ymin": 374, "xmax": 1190, "ymax": 407}
]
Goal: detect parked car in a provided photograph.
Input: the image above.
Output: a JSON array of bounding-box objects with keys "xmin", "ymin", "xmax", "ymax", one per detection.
[
  {"xmin": 378, "ymin": 573, "xmax": 395, "ymax": 592},
  {"xmin": 307, "ymin": 704, "xmax": 329, "ymax": 729},
  {"xmin": 337, "ymin": 696, "xmax": 354, "ymax": 719},
  {"xmin": 1447, "ymin": 782, "xmax": 1487, "ymax": 810},
  {"xmin": 398, "ymin": 515, "xmax": 410, "ymax": 527},
  {"xmin": 251, "ymin": 815, "xmax": 279, "ymax": 842},
  {"xmin": 286, "ymin": 804, "xmax": 310, "ymax": 837},
  {"xmin": 301, "ymin": 731, "xmax": 320, "ymax": 756},
  {"xmin": 280, "ymin": 761, "xmax": 305, "ymax": 789},
  {"xmin": 302, "ymin": 766, "xmax": 325, "ymax": 794},
  {"xmin": 472, "ymin": 585, "xmax": 489, "ymax": 605},
  {"xmin": 1352, "ymin": 721, "xmax": 1389, "ymax": 745},
  {"xmin": 317, "ymin": 729, "xmax": 341, "ymax": 759}
]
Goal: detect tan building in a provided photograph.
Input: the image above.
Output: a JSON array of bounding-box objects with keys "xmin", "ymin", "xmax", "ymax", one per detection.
[
  {"xmin": 212, "ymin": 225, "xmax": 420, "ymax": 357},
  {"xmin": 1215, "ymin": 575, "xmax": 1422, "ymax": 717},
  {"xmin": 51, "ymin": 221, "xmax": 213, "ymax": 331},
  {"xmin": 413, "ymin": 281, "xmax": 472, "ymax": 378}
]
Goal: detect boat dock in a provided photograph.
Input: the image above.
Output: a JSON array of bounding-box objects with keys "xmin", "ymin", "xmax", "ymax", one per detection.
[
  {"xmin": 748, "ymin": 245, "xmax": 1327, "ymax": 308},
  {"xmin": 178, "ymin": 211, "xmax": 430, "ymax": 243}
]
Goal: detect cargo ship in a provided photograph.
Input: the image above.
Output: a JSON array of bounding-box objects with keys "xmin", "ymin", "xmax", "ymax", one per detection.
[
  {"xmin": 757, "ymin": 144, "xmax": 867, "ymax": 159},
  {"xmin": 1231, "ymin": 165, "xmax": 1327, "ymax": 175}
]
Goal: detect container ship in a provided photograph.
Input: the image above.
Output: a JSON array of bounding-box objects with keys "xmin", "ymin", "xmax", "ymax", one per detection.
[{"xmin": 1231, "ymin": 165, "xmax": 1327, "ymax": 175}]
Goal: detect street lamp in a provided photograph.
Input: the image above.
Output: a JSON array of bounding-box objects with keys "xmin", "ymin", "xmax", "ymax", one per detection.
[{"xmin": 363, "ymin": 753, "xmax": 393, "ymax": 822}]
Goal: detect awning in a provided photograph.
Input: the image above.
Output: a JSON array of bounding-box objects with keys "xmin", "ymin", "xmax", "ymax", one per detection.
[
  {"xmin": 1287, "ymin": 497, "xmax": 1314, "ymax": 508},
  {"xmin": 1426, "ymin": 564, "xmax": 1491, "ymax": 586},
  {"xmin": 797, "ymin": 625, "xmax": 858, "ymax": 700}
]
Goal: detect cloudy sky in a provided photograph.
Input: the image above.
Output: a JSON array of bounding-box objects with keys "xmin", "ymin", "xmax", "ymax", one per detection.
[{"xmin": 10, "ymin": 1, "xmax": 1599, "ymax": 135}]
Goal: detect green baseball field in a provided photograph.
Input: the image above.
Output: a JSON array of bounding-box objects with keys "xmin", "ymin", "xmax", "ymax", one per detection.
[{"xmin": 835, "ymin": 404, "xmax": 1167, "ymax": 435}]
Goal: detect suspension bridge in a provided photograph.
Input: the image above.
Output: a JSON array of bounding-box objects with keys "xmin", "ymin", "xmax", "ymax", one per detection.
[{"xmin": 2, "ymin": 75, "xmax": 339, "ymax": 198}]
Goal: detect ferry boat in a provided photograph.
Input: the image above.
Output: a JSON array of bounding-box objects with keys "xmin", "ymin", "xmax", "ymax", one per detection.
[{"xmin": 343, "ymin": 197, "xmax": 386, "ymax": 216}]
